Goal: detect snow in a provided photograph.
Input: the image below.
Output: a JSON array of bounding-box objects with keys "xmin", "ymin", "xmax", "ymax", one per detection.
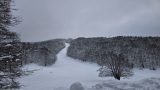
[
  {"xmin": 18, "ymin": 43, "xmax": 160, "ymax": 90},
  {"xmin": 18, "ymin": 43, "xmax": 105, "ymax": 90},
  {"xmin": 90, "ymin": 77, "xmax": 160, "ymax": 90},
  {"xmin": 0, "ymin": 55, "xmax": 12, "ymax": 61},
  {"xmin": 5, "ymin": 44, "xmax": 12, "ymax": 47}
]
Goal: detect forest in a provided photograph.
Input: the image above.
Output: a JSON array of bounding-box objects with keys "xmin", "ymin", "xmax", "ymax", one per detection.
[
  {"xmin": 68, "ymin": 37, "xmax": 160, "ymax": 69},
  {"xmin": 67, "ymin": 37, "xmax": 160, "ymax": 79}
]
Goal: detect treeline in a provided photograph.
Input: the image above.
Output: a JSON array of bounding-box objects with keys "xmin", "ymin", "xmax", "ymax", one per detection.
[
  {"xmin": 20, "ymin": 39, "xmax": 65, "ymax": 66},
  {"xmin": 67, "ymin": 36, "xmax": 160, "ymax": 70}
]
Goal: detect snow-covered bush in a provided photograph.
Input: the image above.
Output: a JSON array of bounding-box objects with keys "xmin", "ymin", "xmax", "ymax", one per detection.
[{"xmin": 70, "ymin": 82, "xmax": 85, "ymax": 90}]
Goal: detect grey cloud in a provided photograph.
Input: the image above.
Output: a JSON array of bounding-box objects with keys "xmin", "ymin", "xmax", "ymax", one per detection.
[{"xmin": 13, "ymin": 0, "xmax": 160, "ymax": 42}]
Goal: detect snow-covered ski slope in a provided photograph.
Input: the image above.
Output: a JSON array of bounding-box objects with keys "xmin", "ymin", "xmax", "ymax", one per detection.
[
  {"xmin": 18, "ymin": 43, "xmax": 105, "ymax": 90},
  {"xmin": 18, "ymin": 43, "xmax": 160, "ymax": 90}
]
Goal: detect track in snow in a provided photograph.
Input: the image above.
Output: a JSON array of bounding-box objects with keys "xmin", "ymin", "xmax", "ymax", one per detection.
[{"xmin": 18, "ymin": 43, "xmax": 104, "ymax": 90}]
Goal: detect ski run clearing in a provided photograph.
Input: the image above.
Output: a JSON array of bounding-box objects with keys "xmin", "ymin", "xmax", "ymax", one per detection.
[{"xmin": 18, "ymin": 43, "xmax": 160, "ymax": 90}]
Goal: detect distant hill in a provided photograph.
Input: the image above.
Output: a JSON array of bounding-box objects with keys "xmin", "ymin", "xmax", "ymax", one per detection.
[
  {"xmin": 67, "ymin": 36, "xmax": 160, "ymax": 70},
  {"xmin": 21, "ymin": 39, "xmax": 65, "ymax": 66}
]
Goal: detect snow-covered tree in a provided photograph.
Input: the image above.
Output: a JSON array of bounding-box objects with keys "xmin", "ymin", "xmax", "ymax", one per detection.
[
  {"xmin": 0, "ymin": 0, "xmax": 22, "ymax": 89},
  {"xmin": 0, "ymin": 0, "xmax": 20, "ymax": 31}
]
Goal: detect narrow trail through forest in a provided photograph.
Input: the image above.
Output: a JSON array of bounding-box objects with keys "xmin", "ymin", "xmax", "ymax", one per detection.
[{"xmin": 19, "ymin": 43, "xmax": 104, "ymax": 90}]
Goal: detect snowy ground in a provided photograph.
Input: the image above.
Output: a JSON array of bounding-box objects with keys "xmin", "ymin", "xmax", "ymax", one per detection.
[{"xmin": 18, "ymin": 43, "xmax": 160, "ymax": 90}]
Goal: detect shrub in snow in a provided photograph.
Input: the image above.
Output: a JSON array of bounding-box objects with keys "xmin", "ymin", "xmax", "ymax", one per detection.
[
  {"xmin": 70, "ymin": 82, "xmax": 84, "ymax": 90},
  {"xmin": 98, "ymin": 52, "xmax": 133, "ymax": 80}
]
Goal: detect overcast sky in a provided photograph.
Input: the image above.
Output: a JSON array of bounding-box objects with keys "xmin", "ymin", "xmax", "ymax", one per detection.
[{"xmin": 13, "ymin": 0, "xmax": 160, "ymax": 42}]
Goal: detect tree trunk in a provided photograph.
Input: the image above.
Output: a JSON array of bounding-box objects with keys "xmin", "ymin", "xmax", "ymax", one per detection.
[{"xmin": 114, "ymin": 74, "xmax": 121, "ymax": 80}]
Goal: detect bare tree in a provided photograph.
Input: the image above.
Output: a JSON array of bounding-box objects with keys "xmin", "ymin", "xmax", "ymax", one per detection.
[{"xmin": 99, "ymin": 52, "xmax": 133, "ymax": 80}]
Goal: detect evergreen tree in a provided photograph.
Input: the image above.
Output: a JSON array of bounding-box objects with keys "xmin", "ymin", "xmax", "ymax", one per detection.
[{"xmin": 0, "ymin": 0, "xmax": 22, "ymax": 89}]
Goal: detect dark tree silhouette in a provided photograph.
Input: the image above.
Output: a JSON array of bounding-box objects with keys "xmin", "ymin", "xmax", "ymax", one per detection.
[
  {"xmin": 40, "ymin": 46, "xmax": 51, "ymax": 66},
  {"xmin": 0, "ymin": 0, "xmax": 22, "ymax": 89}
]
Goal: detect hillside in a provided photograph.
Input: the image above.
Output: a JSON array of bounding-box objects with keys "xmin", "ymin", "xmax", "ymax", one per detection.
[
  {"xmin": 67, "ymin": 36, "xmax": 160, "ymax": 69},
  {"xmin": 20, "ymin": 39, "xmax": 65, "ymax": 66}
]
